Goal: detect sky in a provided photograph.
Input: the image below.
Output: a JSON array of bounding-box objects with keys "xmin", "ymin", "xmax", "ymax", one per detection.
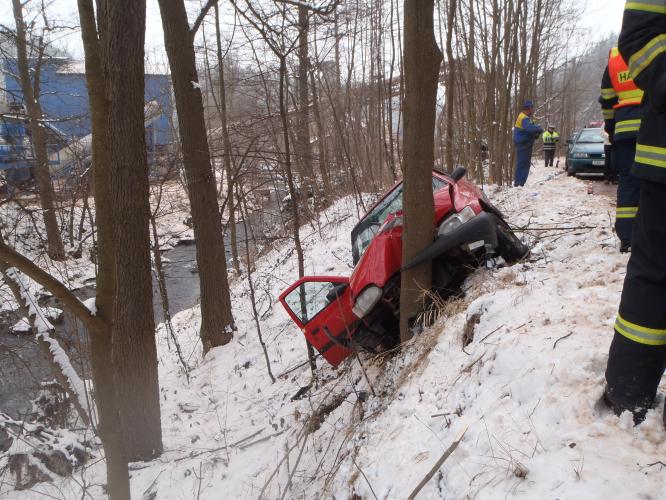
[
  {"xmin": 582, "ymin": 0, "xmax": 626, "ymax": 40},
  {"xmin": 0, "ymin": 0, "xmax": 628, "ymax": 63}
]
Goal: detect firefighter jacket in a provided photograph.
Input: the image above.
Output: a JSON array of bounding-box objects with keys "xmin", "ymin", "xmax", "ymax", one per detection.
[
  {"xmin": 599, "ymin": 47, "xmax": 645, "ymax": 142},
  {"xmin": 542, "ymin": 131, "xmax": 559, "ymax": 150},
  {"xmin": 619, "ymin": 1, "xmax": 666, "ymax": 183},
  {"xmin": 513, "ymin": 112, "xmax": 543, "ymax": 145}
]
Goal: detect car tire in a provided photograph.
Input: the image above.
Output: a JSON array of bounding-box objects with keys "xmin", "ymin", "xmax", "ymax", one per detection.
[
  {"xmin": 494, "ymin": 216, "xmax": 529, "ymax": 263},
  {"xmin": 566, "ymin": 165, "xmax": 575, "ymax": 177}
]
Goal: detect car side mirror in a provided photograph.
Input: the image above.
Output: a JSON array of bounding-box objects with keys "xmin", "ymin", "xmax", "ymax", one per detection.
[
  {"xmin": 451, "ymin": 167, "xmax": 466, "ymax": 182},
  {"xmin": 326, "ymin": 282, "xmax": 348, "ymax": 303}
]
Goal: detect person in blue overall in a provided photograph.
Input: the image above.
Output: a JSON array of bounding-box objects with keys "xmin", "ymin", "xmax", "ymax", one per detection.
[{"xmin": 513, "ymin": 101, "xmax": 543, "ymax": 187}]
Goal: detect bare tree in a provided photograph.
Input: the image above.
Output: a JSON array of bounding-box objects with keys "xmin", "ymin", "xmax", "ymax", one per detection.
[
  {"xmin": 399, "ymin": 0, "xmax": 442, "ymax": 342},
  {"xmin": 10, "ymin": 0, "xmax": 66, "ymax": 260},
  {"xmin": 157, "ymin": 0, "xmax": 235, "ymax": 353}
]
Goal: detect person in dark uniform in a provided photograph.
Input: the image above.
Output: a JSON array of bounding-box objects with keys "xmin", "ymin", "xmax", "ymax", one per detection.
[
  {"xmin": 604, "ymin": 0, "xmax": 666, "ymax": 426},
  {"xmin": 599, "ymin": 47, "xmax": 645, "ymax": 252}
]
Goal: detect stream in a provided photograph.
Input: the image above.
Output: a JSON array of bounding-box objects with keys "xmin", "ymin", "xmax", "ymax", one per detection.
[{"xmin": 0, "ymin": 224, "xmax": 251, "ymax": 418}]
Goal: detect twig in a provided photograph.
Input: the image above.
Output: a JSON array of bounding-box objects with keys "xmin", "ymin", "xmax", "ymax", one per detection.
[
  {"xmin": 239, "ymin": 429, "xmax": 285, "ymax": 450},
  {"xmin": 552, "ymin": 332, "xmax": 573, "ymax": 350},
  {"xmin": 407, "ymin": 426, "xmax": 468, "ymax": 500},
  {"xmin": 174, "ymin": 428, "xmax": 265, "ymax": 462},
  {"xmin": 352, "ymin": 456, "xmax": 380, "ymax": 500},
  {"xmin": 479, "ymin": 326, "xmax": 503, "ymax": 343}
]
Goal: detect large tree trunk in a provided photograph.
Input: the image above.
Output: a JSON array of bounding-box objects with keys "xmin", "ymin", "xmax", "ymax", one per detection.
[
  {"xmin": 77, "ymin": 2, "xmax": 132, "ymax": 496},
  {"xmin": 399, "ymin": 0, "xmax": 442, "ymax": 342},
  {"xmin": 157, "ymin": 0, "xmax": 234, "ymax": 353},
  {"xmin": 11, "ymin": 0, "xmax": 66, "ymax": 261},
  {"xmin": 106, "ymin": 0, "xmax": 163, "ymax": 462}
]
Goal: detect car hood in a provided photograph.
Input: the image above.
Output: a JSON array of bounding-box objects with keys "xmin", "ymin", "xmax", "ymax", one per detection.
[
  {"xmin": 349, "ymin": 185, "xmax": 458, "ymax": 297},
  {"xmin": 571, "ymin": 142, "xmax": 604, "ymax": 154}
]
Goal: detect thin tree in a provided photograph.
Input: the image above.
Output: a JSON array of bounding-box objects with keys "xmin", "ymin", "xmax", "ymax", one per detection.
[
  {"xmin": 10, "ymin": 0, "xmax": 66, "ymax": 260},
  {"xmin": 157, "ymin": 0, "xmax": 235, "ymax": 353},
  {"xmin": 399, "ymin": 0, "xmax": 442, "ymax": 342}
]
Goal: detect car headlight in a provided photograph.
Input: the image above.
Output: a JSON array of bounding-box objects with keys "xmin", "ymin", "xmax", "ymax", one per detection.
[
  {"xmin": 438, "ymin": 206, "xmax": 476, "ymax": 236},
  {"xmin": 572, "ymin": 152, "xmax": 589, "ymax": 158},
  {"xmin": 352, "ymin": 285, "xmax": 382, "ymax": 318}
]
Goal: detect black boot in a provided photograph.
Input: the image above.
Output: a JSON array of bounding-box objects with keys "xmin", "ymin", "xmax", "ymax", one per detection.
[{"xmin": 605, "ymin": 332, "xmax": 665, "ymax": 425}]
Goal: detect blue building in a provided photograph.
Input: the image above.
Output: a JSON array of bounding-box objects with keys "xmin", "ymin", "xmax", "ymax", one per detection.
[{"xmin": 0, "ymin": 57, "xmax": 173, "ymax": 178}]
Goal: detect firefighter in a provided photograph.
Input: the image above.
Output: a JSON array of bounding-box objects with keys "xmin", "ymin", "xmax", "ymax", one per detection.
[
  {"xmin": 542, "ymin": 125, "xmax": 559, "ymax": 167},
  {"xmin": 513, "ymin": 100, "xmax": 543, "ymax": 186},
  {"xmin": 604, "ymin": 1, "xmax": 666, "ymax": 425},
  {"xmin": 599, "ymin": 47, "xmax": 644, "ymax": 252}
]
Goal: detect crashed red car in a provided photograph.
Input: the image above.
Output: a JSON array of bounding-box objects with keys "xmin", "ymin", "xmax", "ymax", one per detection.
[{"xmin": 279, "ymin": 168, "xmax": 527, "ymax": 367}]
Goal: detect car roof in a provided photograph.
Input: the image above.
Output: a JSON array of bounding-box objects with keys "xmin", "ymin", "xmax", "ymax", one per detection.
[{"xmin": 356, "ymin": 169, "xmax": 450, "ymax": 225}]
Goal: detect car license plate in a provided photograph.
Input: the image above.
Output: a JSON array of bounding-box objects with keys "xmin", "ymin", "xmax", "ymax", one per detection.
[{"xmin": 592, "ymin": 160, "xmax": 604, "ymax": 166}]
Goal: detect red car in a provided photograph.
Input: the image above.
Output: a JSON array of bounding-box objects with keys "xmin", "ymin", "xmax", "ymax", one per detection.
[{"xmin": 279, "ymin": 168, "xmax": 527, "ymax": 367}]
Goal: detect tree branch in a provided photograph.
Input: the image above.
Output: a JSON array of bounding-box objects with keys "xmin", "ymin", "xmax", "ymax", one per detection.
[
  {"xmin": 273, "ymin": 0, "xmax": 340, "ymax": 16},
  {"xmin": 190, "ymin": 0, "xmax": 220, "ymax": 38},
  {"xmin": 0, "ymin": 239, "xmax": 107, "ymax": 333}
]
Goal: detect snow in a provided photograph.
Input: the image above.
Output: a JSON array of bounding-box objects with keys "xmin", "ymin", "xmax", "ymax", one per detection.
[
  {"xmin": 11, "ymin": 307, "xmax": 62, "ymax": 334},
  {"xmin": 3, "ymin": 267, "xmax": 93, "ymax": 422},
  {"xmin": 5, "ymin": 163, "xmax": 666, "ymax": 499},
  {"xmin": 83, "ymin": 297, "xmax": 97, "ymax": 316}
]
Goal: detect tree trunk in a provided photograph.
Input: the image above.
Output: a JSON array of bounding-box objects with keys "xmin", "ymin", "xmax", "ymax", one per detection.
[
  {"xmin": 157, "ymin": 0, "xmax": 234, "ymax": 353},
  {"xmin": 399, "ymin": 0, "xmax": 442, "ymax": 342},
  {"xmin": 444, "ymin": 0, "xmax": 457, "ymax": 172},
  {"xmin": 297, "ymin": 5, "xmax": 314, "ymax": 189},
  {"xmin": 278, "ymin": 56, "xmax": 316, "ymax": 375},
  {"xmin": 11, "ymin": 0, "xmax": 66, "ymax": 261},
  {"xmin": 76, "ymin": 1, "xmax": 133, "ymax": 497},
  {"xmin": 106, "ymin": 0, "xmax": 163, "ymax": 461},
  {"xmin": 214, "ymin": 4, "xmax": 241, "ymax": 275}
]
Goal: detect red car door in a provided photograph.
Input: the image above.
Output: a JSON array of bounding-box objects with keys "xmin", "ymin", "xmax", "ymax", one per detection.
[{"xmin": 279, "ymin": 276, "xmax": 358, "ymax": 367}]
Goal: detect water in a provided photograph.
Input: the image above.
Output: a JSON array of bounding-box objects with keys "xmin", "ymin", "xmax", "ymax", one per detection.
[
  {"xmin": 0, "ymin": 241, "xmax": 202, "ymax": 418},
  {"xmin": 0, "ymin": 185, "xmax": 282, "ymax": 418}
]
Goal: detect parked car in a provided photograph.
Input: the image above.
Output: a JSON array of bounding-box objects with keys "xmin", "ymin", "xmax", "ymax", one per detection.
[
  {"xmin": 565, "ymin": 127, "xmax": 606, "ymax": 177},
  {"xmin": 278, "ymin": 168, "xmax": 528, "ymax": 367}
]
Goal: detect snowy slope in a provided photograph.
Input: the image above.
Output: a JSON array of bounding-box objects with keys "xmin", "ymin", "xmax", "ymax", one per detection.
[{"xmin": 7, "ymin": 164, "xmax": 665, "ymax": 500}]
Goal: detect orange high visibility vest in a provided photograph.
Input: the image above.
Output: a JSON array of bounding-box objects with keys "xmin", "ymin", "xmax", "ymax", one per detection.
[{"xmin": 608, "ymin": 47, "xmax": 643, "ymax": 109}]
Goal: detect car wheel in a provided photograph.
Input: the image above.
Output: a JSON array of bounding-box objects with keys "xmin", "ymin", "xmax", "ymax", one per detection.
[
  {"xmin": 494, "ymin": 216, "xmax": 529, "ymax": 263},
  {"xmin": 566, "ymin": 165, "xmax": 575, "ymax": 177}
]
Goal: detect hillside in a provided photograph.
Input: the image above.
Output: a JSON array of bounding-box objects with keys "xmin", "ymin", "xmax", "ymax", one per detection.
[{"xmin": 7, "ymin": 164, "xmax": 666, "ymax": 500}]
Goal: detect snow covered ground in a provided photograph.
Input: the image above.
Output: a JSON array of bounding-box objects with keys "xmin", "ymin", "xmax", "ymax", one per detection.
[{"xmin": 5, "ymin": 163, "xmax": 666, "ymax": 499}]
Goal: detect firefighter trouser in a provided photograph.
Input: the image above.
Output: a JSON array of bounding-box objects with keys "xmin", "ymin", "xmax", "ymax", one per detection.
[
  {"xmin": 514, "ymin": 142, "xmax": 533, "ymax": 187},
  {"xmin": 603, "ymin": 144, "xmax": 617, "ymax": 182},
  {"xmin": 544, "ymin": 149, "xmax": 555, "ymax": 167},
  {"xmin": 612, "ymin": 140, "xmax": 641, "ymax": 246},
  {"xmin": 605, "ymin": 180, "xmax": 666, "ymax": 423}
]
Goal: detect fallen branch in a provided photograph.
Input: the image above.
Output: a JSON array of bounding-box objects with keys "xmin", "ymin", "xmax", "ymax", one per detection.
[
  {"xmin": 552, "ymin": 332, "xmax": 573, "ymax": 350},
  {"xmin": 407, "ymin": 426, "xmax": 468, "ymax": 500}
]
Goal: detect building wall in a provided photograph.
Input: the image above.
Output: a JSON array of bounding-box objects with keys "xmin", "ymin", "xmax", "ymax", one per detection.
[{"xmin": 1, "ymin": 58, "xmax": 172, "ymax": 146}]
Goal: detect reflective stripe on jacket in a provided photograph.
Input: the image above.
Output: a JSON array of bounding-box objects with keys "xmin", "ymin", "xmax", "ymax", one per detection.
[{"xmin": 542, "ymin": 131, "xmax": 559, "ymax": 149}]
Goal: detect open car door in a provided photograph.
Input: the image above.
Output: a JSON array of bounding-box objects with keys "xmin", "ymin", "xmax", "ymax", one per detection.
[{"xmin": 279, "ymin": 276, "xmax": 358, "ymax": 367}]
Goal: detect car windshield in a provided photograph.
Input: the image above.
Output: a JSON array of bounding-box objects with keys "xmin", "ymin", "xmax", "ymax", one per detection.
[
  {"xmin": 576, "ymin": 129, "xmax": 604, "ymax": 143},
  {"xmin": 351, "ymin": 175, "xmax": 448, "ymax": 264}
]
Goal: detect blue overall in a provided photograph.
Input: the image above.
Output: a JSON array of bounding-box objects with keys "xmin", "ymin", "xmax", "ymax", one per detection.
[{"xmin": 513, "ymin": 112, "xmax": 543, "ymax": 187}]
